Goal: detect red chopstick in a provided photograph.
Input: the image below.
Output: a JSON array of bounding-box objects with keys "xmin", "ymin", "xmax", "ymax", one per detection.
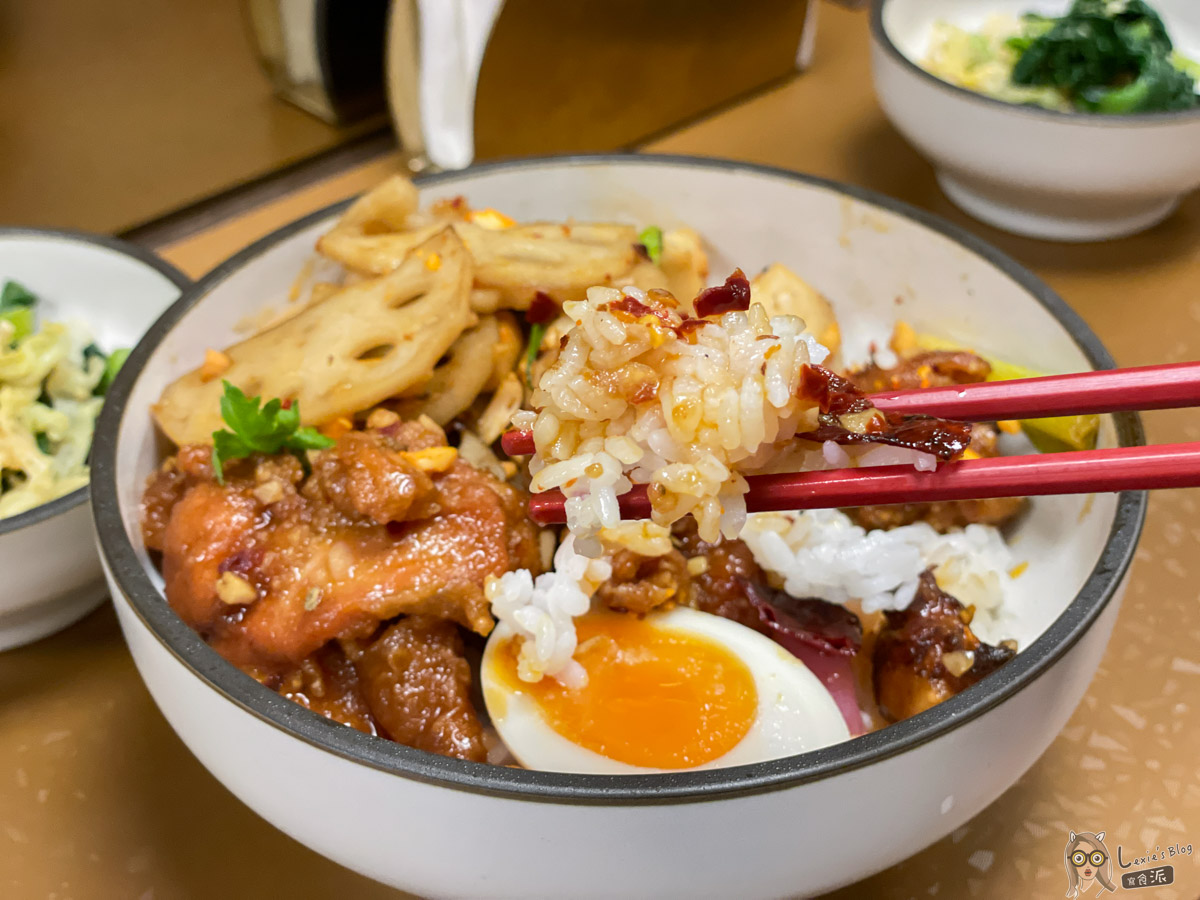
[
  {"xmin": 501, "ymin": 362, "xmax": 1200, "ymax": 457},
  {"xmin": 868, "ymin": 361, "xmax": 1200, "ymax": 420},
  {"xmin": 527, "ymin": 442, "xmax": 1200, "ymax": 526}
]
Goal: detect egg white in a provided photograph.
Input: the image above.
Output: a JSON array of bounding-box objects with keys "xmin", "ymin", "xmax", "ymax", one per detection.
[{"xmin": 480, "ymin": 606, "xmax": 851, "ymax": 775}]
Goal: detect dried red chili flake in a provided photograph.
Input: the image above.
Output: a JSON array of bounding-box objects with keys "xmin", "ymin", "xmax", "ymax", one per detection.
[
  {"xmin": 606, "ymin": 295, "xmax": 674, "ymax": 327},
  {"xmin": 693, "ymin": 268, "xmax": 751, "ymax": 318},
  {"xmin": 799, "ymin": 365, "xmax": 874, "ymax": 416},
  {"xmin": 798, "ymin": 365, "xmax": 971, "ymax": 460},
  {"xmin": 803, "ymin": 417, "xmax": 972, "ymax": 461},
  {"xmin": 526, "ymin": 290, "xmax": 559, "ymax": 325},
  {"xmin": 218, "ymin": 546, "xmax": 264, "ymax": 578}
]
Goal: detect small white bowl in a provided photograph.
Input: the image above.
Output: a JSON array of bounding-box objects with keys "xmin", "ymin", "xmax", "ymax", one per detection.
[
  {"xmin": 870, "ymin": 0, "xmax": 1200, "ymax": 241},
  {"xmin": 0, "ymin": 229, "xmax": 188, "ymax": 650},
  {"xmin": 92, "ymin": 156, "xmax": 1145, "ymax": 898}
]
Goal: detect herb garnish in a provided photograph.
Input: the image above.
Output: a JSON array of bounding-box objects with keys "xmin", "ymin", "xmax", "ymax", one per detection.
[
  {"xmin": 524, "ymin": 323, "xmax": 547, "ymax": 393},
  {"xmin": 637, "ymin": 226, "xmax": 664, "ymax": 265},
  {"xmin": 210, "ymin": 381, "xmax": 334, "ymax": 484}
]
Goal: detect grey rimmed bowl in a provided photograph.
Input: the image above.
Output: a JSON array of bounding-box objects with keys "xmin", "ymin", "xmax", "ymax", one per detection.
[
  {"xmin": 91, "ymin": 155, "xmax": 1144, "ymax": 899},
  {"xmin": 0, "ymin": 229, "xmax": 188, "ymax": 651},
  {"xmin": 870, "ymin": 0, "xmax": 1200, "ymax": 241}
]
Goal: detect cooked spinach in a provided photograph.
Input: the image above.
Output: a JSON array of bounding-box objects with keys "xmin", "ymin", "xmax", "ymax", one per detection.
[{"xmin": 1010, "ymin": 0, "xmax": 1198, "ymax": 113}]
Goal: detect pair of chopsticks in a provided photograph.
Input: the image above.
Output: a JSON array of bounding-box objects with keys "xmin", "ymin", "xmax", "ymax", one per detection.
[{"xmin": 502, "ymin": 362, "xmax": 1200, "ymax": 526}]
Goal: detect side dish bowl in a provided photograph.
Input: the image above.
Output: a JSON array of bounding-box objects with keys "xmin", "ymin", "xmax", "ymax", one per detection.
[
  {"xmin": 92, "ymin": 155, "xmax": 1144, "ymax": 899},
  {"xmin": 0, "ymin": 229, "xmax": 188, "ymax": 651},
  {"xmin": 870, "ymin": 0, "xmax": 1200, "ymax": 241}
]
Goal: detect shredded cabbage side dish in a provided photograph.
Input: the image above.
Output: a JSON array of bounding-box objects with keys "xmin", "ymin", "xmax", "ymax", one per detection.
[
  {"xmin": 922, "ymin": 1, "xmax": 1200, "ymax": 114},
  {"xmin": 0, "ymin": 280, "xmax": 127, "ymax": 519}
]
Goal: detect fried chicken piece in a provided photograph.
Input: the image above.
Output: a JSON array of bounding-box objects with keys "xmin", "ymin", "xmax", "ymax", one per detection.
[
  {"xmin": 595, "ymin": 548, "xmax": 691, "ymax": 615},
  {"xmin": 306, "ymin": 431, "xmax": 439, "ymax": 525},
  {"xmin": 847, "ymin": 350, "xmax": 991, "ymax": 393},
  {"xmin": 873, "ymin": 571, "xmax": 1016, "ymax": 722},
  {"xmin": 591, "ymin": 521, "xmax": 762, "ymax": 622},
  {"xmin": 144, "ymin": 422, "xmax": 542, "ymax": 672},
  {"xmin": 273, "ymin": 644, "xmax": 379, "ymax": 736},
  {"xmin": 351, "ymin": 616, "xmax": 487, "ymax": 762},
  {"xmin": 672, "ymin": 519, "xmax": 764, "ymax": 631},
  {"xmin": 142, "ymin": 445, "xmax": 221, "ymax": 551},
  {"xmin": 846, "ymin": 424, "xmax": 1027, "ymax": 532}
]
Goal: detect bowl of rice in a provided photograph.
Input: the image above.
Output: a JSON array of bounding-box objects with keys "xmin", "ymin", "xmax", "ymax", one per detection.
[
  {"xmin": 0, "ymin": 228, "xmax": 188, "ymax": 649},
  {"xmin": 92, "ymin": 155, "xmax": 1144, "ymax": 898}
]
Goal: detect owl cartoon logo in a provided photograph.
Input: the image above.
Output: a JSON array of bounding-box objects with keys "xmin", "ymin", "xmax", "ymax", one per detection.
[{"xmin": 1065, "ymin": 830, "xmax": 1117, "ymax": 897}]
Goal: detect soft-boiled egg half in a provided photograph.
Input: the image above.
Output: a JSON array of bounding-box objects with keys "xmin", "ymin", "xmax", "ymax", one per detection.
[{"xmin": 481, "ymin": 606, "xmax": 851, "ymax": 774}]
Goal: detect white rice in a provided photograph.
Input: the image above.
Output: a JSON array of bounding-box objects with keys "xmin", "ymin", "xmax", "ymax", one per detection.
[
  {"xmin": 488, "ymin": 510, "xmax": 1018, "ymax": 685},
  {"xmin": 740, "ymin": 510, "xmax": 1017, "ymax": 644},
  {"xmin": 484, "ymin": 535, "xmax": 611, "ymax": 685},
  {"xmin": 520, "ymin": 284, "xmax": 837, "ymax": 552}
]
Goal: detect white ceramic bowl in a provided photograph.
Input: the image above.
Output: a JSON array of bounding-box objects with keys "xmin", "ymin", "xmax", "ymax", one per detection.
[
  {"xmin": 870, "ymin": 0, "xmax": 1200, "ymax": 241},
  {"xmin": 92, "ymin": 156, "xmax": 1144, "ymax": 899},
  {"xmin": 0, "ymin": 229, "xmax": 188, "ymax": 651}
]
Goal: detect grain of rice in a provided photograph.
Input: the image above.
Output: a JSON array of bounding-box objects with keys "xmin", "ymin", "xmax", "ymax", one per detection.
[
  {"xmin": 523, "ymin": 285, "xmax": 838, "ymax": 549},
  {"xmin": 740, "ymin": 510, "xmax": 1016, "ymax": 642}
]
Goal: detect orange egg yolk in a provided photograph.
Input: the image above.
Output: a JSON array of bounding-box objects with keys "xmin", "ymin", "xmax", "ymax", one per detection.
[{"xmin": 497, "ymin": 611, "xmax": 758, "ymax": 769}]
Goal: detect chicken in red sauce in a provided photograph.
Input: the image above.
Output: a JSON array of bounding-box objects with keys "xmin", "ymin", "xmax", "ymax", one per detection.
[
  {"xmin": 142, "ymin": 418, "xmax": 539, "ymax": 759},
  {"xmin": 872, "ymin": 571, "xmax": 1016, "ymax": 722}
]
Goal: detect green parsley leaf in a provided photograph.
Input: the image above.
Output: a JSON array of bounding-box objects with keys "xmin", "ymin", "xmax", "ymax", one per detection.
[
  {"xmin": 524, "ymin": 322, "xmax": 547, "ymax": 392},
  {"xmin": 0, "ymin": 281, "xmax": 36, "ymax": 312},
  {"xmin": 638, "ymin": 226, "xmax": 664, "ymax": 265},
  {"xmin": 35, "ymin": 432, "xmax": 53, "ymax": 455},
  {"xmin": 288, "ymin": 427, "xmax": 339, "ymax": 451},
  {"xmin": 96, "ymin": 348, "xmax": 129, "ymax": 395},
  {"xmin": 210, "ymin": 429, "xmax": 248, "ymax": 485},
  {"xmin": 210, "ymin": 381, "xmax": 334, "ymax": 484}
]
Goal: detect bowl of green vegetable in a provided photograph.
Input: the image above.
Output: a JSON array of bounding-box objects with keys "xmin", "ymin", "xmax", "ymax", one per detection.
[
  {"xmin": 0, "ymin": 228, "xmax": 189, "ymax": 650},
  {"xmin": 870, "ymin": 0, "xmax": 1200, "ymax": 241}
]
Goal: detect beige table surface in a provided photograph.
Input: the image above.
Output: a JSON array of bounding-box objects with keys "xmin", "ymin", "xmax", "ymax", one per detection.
[
  {"xmin": 3, "ymin": 5, "xmax": 1199, "ymax": 898},
  {"xmin": 0, "ymin": 0, "xmax": 378, "ymax": 236}
]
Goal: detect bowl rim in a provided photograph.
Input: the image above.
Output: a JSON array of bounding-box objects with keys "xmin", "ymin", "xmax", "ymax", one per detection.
[
  {"xmin": 870, "ymin": 0, "xmax": 1200, "ymax": 127},
  {"xmin": 0, "ymin": 226, "xmax": 191, "ymax": 537},
  {"xmin": 91, "ymin": 153, "xmax": 1147, "ymax": 805}
]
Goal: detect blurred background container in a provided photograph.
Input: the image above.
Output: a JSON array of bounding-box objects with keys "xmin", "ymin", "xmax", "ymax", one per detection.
[
  {"xmin": 0, "ymin": 0, "xmax": 815, "ymax": 234},
  {"xmin": 247, "ymin": 0, "xmax": 390, "ymax": 125},
  {"xmin": 387, "ymin": 0, "xmax": 817, "ymax": 168}
]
